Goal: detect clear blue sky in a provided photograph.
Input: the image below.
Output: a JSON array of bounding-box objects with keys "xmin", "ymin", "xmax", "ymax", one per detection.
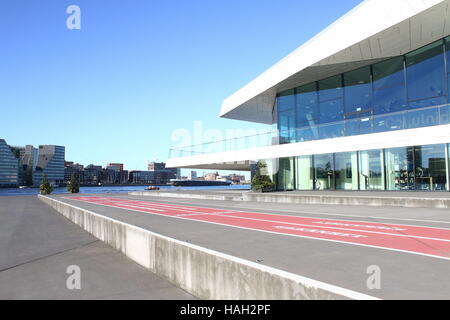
[{"xmin": 0, "ymin": 0, "xmax": 362, "ymax": 171}]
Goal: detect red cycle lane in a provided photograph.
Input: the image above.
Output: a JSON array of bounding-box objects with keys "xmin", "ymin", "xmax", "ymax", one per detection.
[{"xmin": 65, "ymin": 196, "xmax": 450, "ymax": 260}]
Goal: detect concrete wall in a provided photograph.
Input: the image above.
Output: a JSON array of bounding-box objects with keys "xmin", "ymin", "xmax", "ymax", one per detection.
[
  {"xmin": 130, "ymin": 191, "xmax": 450, "ymax": 209},
  {"xmin": 38, "ymin": 195, "xmax": 377, "ymax": 300},
  {"xmin": 242, "ymin": 192, "xmax": 450, "ymax": 209}
]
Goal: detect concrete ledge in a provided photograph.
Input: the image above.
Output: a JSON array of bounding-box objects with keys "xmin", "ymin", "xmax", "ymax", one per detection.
[
  {"xmin": 38, "ymin": 195, "xmax": 378, "ymax": 300},
  {"xmin": 129, "ymin": 190, "xmax": 450, "ymax": 209},
  {"xmin": 242, "ymin": 193, "xmax": 450, "ymax": 209}
]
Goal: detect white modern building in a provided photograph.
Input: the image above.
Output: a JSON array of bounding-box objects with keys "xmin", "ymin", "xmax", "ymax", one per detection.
[{"xmin": 167, "ymin": 0, "xmax": 450, "ymax": 192}]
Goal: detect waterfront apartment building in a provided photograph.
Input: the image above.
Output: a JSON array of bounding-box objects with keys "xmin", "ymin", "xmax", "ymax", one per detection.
[
  {"xmin": 64, "ymin": 162, "xmax": 85, "ymax": 185},
  {"xmin": 167, "ymin": 0, "xmax": 450, "ymax": 192},
  {"xmin": 129, "ymin": 171, "xmax": 155, "ymax": 184},
  {"xmin": 0, "ymin": 139, "xmax": 19, "ymax": 187},
  {"xmin": 147, "ymin": 162, "xmax": 180, "ymax": 184},
  {"xmin": 107, "ymin": 163, "xmax": 124, "ymax": 172},
  {"xmin": 33, "ymin": 145, "xmax": 65, "ymax": 186}
]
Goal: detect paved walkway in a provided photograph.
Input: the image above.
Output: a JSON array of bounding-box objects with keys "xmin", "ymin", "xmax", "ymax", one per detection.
[
  {"xmin": 50, "ymin": 193, "xmax": 450, "ymax": 300},
  {"xmin": 0, "ymin": 196, "xmax": 194, "ymax": 300}
]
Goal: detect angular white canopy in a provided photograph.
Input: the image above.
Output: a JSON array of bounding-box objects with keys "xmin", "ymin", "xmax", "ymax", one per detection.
[{"xmin": 220, "ymin": 0, "xmax": 450, "ymax": 124}]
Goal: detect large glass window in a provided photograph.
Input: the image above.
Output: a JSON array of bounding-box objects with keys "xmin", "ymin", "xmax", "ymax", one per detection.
[
  {"xmin": 405, "ymin": 40, "xmax": 446, "ymax": 107},
  {"xmin": 296, "ymin": 83, "xmax": 318, "ymax": 125},
  {"xmin": 318, "ymin": 75, "xmax": 344, "ymax": 124},
  {"xmin": 385, "ymin": 147, "xmax": 414, "ymax": 190},
  {"xmin": 335, "ymin": 152, "xmax": 358, "ymax": 190},
  {"xmin": 344, "ymin": 66, "xmax": 372, "ymax": 117},
  {"xmin": 372, "ymin": 57, "xmax": 406, "ymax": 115},
  {"xmin": 446, "ymin": 36, "xmax": 450, "ymax": 106},
  {"xmin": 358, "ymin": 149, "xmax": 385, "ymax": 190},
  {"xmin": 295, "ymin": 155, "xmax": 313, "ymax": 190},
  {"xmin": 446, "ymin": 36, "xmax": 450, "ymax": 71},
  {"xmin": 275, "ymin": 37, "xmax": 450, "ymax": 146},
  {"xmin": 313, "ymin": 154, "xmax": 334, "ymax": 190},
  {"xmin": 277, "ymin": 89, "xmax": 296, "ymax": 112},
  {"xmin": 277, "ymin": 89, "xmax": 296, "ymax": 144},
  {"xmin": 278, "ymin": 110, "xmax": 296, "ymax": 144},
  {"xmin": 448, "ymin": 144, "xmax": 450, "ymax": 191},
  {"xmin": 414, "ymin": 144, "xmax": 447, "ymax": 191},
  {"xmin": 277, "ymin": 157, "xmax": 295, "ymax": 191}
]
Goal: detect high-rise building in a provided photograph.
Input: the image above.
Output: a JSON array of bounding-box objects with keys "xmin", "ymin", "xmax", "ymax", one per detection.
[
  {"xmin": 33, "ymin": 145, "xmax": 65, "ymax": 186},
  {"xmin": 0, "ymin": 139, "xmax": 19, "ymax": 187},
  {"xmin": 167, "ymin": 0, "xmax": 450, "ymax": 192}
]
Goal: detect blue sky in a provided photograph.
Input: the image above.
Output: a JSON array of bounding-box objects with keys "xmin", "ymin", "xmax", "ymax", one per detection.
[{"xmin": 0, "ymin": 0, "xmax": 362, "ymax": 172}]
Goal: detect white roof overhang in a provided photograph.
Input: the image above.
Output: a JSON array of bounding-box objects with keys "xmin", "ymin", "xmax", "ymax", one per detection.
[{"xmin": 220, "ymin": 0, "xmax": 450, "ymax": 124}]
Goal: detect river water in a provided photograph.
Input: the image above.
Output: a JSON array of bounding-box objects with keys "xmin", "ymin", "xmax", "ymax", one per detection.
[{"xmin": 0, "ymin": 184, "xmax": 250, "ymax": 196}]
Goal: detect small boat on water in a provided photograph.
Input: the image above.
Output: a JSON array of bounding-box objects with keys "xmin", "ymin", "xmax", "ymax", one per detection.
[{"xmin": 145, "ymin": 186, "xmax": 160, "ymax": 191}]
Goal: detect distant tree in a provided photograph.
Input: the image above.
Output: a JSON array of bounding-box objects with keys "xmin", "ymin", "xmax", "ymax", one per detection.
[
  {"xmin": 39, "ymin": 174, "xmax": 53, "ymax": 195},
  {"xmin": 251, "ymin": 161, "xmax": 275, "ymax": 192},
  {"xmin": 67, "ymin": 174, "xmax": 80, "ymax": 194}
]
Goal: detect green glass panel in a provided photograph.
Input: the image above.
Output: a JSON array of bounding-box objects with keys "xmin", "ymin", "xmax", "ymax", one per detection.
[
  {"xmin": 335, "ymin": 152, "xmax": 358, "ymax": 190},
  {"xmin": 295, "ymin": 155, "xmax": 313, "ymax": 190},
  {"xmin": 313, "ymin": 154, "xmax": 334, "ymax": 190},
  {"xmin": 358, "ymin": 149, "xmax": 385, "ymax": 190}
]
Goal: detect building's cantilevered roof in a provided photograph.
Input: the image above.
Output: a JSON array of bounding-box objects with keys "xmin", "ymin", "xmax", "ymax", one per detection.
[{"xmin": 220, "ymin": 0, "xmax": 450, "ymax": 124}]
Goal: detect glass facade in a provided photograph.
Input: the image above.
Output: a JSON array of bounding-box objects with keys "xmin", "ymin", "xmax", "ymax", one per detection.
[
  {"xmin": 335, "ymin": 152, "xmax": 358, "ymax": 190},
  {"xmin": 295, "ymin": 155, "xmax": 313, "ymax": 190},
  {"xmin": 358, "ymin": 149, "xmax": 384, "ymax": 190},
  {"xmin": 276, "ymin": 37, "xmax": 450, "ymax": 143},
  {"xmin": 0, "ymin": 139, "xmax": 19, "ymax": 187},
  {"xmin": 414, "ymin": 145, "xmax": 447, "ymax": 191},
  {"xmin": 271, "ymin": 143, "xmax": 449, "ymax": 192},
  {"xmin": 277, "ymin": 157, "xmax": 295, "ymax": 191},
  {"xmin": 33, "ymin": 145, "xmax": 65, "ymax": 186},
  {"xmin": 314, "ymin": 154, "xmax": 335, "ymax": 190}
]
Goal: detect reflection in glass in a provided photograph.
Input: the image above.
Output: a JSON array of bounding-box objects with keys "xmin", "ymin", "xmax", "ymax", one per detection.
[
  {"xmin": 372, "ymin": 57, "xmax": 406, "ymax": 115},
  {"xmin": 414, "ymin": 144, "xmax": 447, "ymax": 191},
  {"xmin": 405, "ymin": 40, "xmax": 446, "ymax": 105},
  {"xmin": 297, "ymin": 125, "xmax": 318, "ymax": 142},
  {"xmin": 278, "ymin": 110, "xmax": 296, "ymax": 144},
  {"xmin": 314, "ymin": 154, "xmax": 334, "ymax": 190},
  {"xmin": 385, "ymin": 147, "xmax": 415, "ymax": 190},
  {"xmin": 295, "ymin": 155, "xmax": 313, "ymax": 190},
  {"xmin": 274, "ymin": 37, "xmax": 450, "ymax": 147},
  {"xmin": 335, "ymin": 152, "xmax": 358, "ymax": 190},
  {"xmin": 345, "ymin": 117, "xmax": 372, "ymax": 136},
  {"xmin": 277, "ymin": 89, "xmax": 295, "ymax": 112},
  {"xmin": 277, "ymin": 157, "xmax": 295, "ymax": 191},
  {"xmin": 405, "ymin": 107, "xmax": 439, "ymax": 129},
  {"xmin": 318, "ymin": 123, "xmax": 344, "ymax": 139},
  {"xmin": 358, "ymin": 149, "xmax": 385, "ymax": 190},
  {"xmin": 446, "ymin": 36, "xmax": 450, "ymax": 68},
  {"xmin": 296, "ymin": 83, "xmax": 318, "ymax": 125},
  {"xmin": 373, "ymin": 113, "xmax": 404, "ymax": 132},
  {"xmin": 318, "ymin": 75, "xmax": 344, "ymax": 124},
  {"xmin": 344, "ymin": 66, "xmax": 372, "ymax": 117}
]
